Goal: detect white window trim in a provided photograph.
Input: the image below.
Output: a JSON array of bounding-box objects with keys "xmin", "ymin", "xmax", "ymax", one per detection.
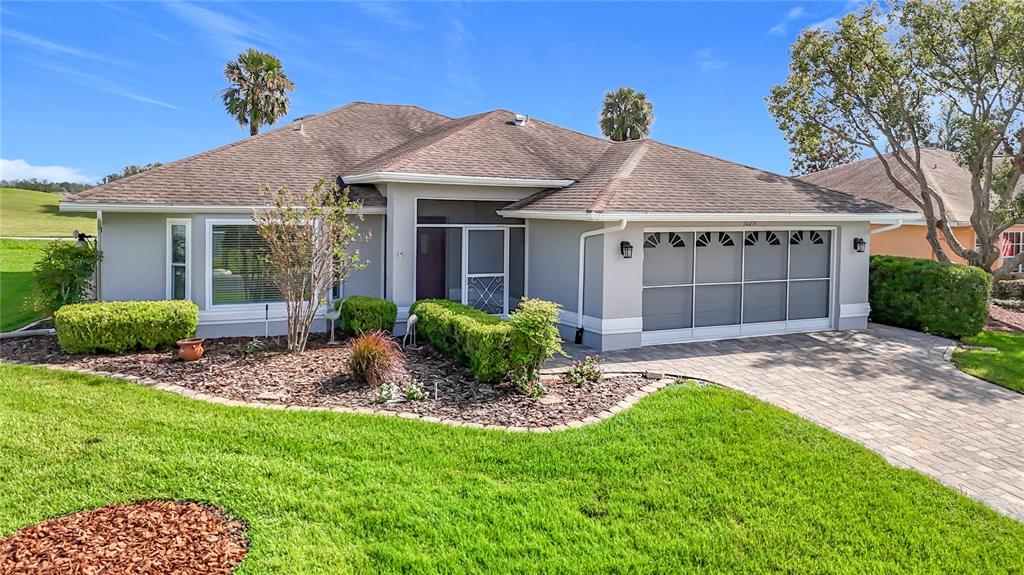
[
  {"xmin": 638, "ymin": 226, "xmax": 838, "ymax": 345},
  {"xmin": 166, "ymin": 218, "xmax": 191, "ymax": 301},
  {"xmin": 205, "ymin": 218, "xmax": 285, "ymax": 312}
]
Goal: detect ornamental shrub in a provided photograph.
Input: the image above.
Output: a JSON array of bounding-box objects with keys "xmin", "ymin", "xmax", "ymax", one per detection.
[
  {"xmin": 347, "ymin": 330, "xmax": 403, "ymax": 388},
  {"xmin": 992, "ymin": 279, "xmax": 1024, "ymax": 300},
  {"xmin": 54, "ymin": 300, "xmax": 199, "ymax": 354},
  {"xmin": 33, "ymin": 240, "xmax": 101, "ymax": 316},
  {"xmin": 409, "ymin": 300, "xmax": 512, "ymax": 383},
  {"xmin": 869, "ymin": 256, "xmax": 991, "ymax": 339},
  {"xmin": 409, "ymin": 298, "xmax": 563, "ymax": 384},
  {"xmin": 336, "ymin": 295, "xmax": 398, "ymax": 335}
]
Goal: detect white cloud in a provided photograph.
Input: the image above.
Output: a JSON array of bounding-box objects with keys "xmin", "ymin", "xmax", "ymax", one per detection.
[
  {"xmin": 695, "ymin": 48, "xmax": 727, "ymax": 72},
  {"xmin": 444, "ymin": 17, "xmax": 481, "ymax": 96},
  {"xmin": 163, "ymin": 1, "xmax": 276, "ymax": 57},
  {"xmin": 807, "ymin": 17, "xmax": 839, "ymax": 31},
  {"xmin": 356, "ymin": 2, "xmax": 422, "ymax": 30},
  {"xmin": 0, "ymin": 159, "xmax": 96, "ymax": 184},
  {"xmin": 2, "ymin": 28, "xmax": 122, "ymax": 65},
  {"xmin": 769, "ymin": 5, "xmax": 810, "ymax": 36},
  {"xmin": 31, "ymin": 59, "xmax": 182, "ymax": 110}
]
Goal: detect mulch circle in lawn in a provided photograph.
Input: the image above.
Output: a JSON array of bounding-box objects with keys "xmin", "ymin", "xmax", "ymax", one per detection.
[{"xmin": 0, "ymin": 500, "xmax": 248, "ymax": 575}]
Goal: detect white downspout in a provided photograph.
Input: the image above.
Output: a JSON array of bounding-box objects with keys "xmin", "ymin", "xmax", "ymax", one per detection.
[
  {"xmin": 870, "ymin": 219, "xmax": 903, "ymax": 234},
  {"xmin": 576, "ymin": 219, "xmax": 627, "ymax": 344}
]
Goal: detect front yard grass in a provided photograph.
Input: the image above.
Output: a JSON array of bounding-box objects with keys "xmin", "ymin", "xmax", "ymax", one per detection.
[
  {"xmin": 953, "ymin": 331, "xmax": 1024, "ymax": 393},
  {"xmin": 0, "ymin": 239, "xmax": 49, "ymax": 331},
  {"xmin": 1, "ymin": 364, "xmax": 1022, "ymax": 573}
]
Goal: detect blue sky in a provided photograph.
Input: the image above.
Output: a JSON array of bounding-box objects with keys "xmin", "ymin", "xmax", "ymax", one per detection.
[{"xmin": 1, "ymin": 1, "xmax": 858, "ymax": 184}]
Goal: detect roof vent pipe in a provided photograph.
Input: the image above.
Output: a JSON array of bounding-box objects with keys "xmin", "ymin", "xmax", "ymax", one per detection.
[
  {"xmin": 296, "ymin": 123, "xmax": 305, "ymax": 134},
  {"xmin": 513, "ymin": 113, "xmax": 529, "ymax": 126},
  {"xmin": 575, "ymin": 219, "xmax": 628, "ymax": 344}
]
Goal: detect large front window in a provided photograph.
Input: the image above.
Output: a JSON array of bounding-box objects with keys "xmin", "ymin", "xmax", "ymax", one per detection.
[
  {"xmin": 210, "ymin": 223, "xmax": 281, "ymax": 305},
  {"xmin": 415, "ymin": 200, "xmax": 525, "ymax": 315}
]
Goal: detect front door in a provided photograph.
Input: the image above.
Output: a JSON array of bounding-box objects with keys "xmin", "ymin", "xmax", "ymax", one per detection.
[{"xmin": 416, "ymin": 228, "xmax": 447, "ymax": 300}]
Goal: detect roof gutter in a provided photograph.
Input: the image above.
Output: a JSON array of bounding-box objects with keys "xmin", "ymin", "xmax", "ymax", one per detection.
[
  {"xmin": 344, "ymin": 171, "xmax": 574, "ymax": 188},
  {"xmin": 871, "ymin": 219, "xmax": 904, "ymax": 234},
  {"xmin": 497, "ymin": 210, "xmax": 920, "ymax": 222},
  {"xmin": 575, "ymin": 219, "xmax": 627, "ymax": 344},
  {"xmin": 58, "ymin": 203, "xmax": 388, "ymax": 215}
]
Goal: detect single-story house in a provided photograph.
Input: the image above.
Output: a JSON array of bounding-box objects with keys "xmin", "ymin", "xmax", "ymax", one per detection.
[
  {"xmin": 60, "ymin": 102, "xmax": 913, "ymax": 350},
  {"xmin": 800, "ymin": 148, "xmax": 1024, "ymax": 276}
]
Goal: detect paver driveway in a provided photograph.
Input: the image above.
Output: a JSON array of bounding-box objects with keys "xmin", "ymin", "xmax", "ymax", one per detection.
[{"xmin": 549, "ymin": 324, "xmax": 1024, "ymax": 522}]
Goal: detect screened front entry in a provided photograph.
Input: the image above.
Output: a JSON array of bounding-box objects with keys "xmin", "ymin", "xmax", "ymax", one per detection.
[
  {"xmin": 415, "ymin": 200, "xmax": 525, "ymax": 315},
  {"xmin": 641, "ymin": 229, "xmax": 833, "ymax": 344}
]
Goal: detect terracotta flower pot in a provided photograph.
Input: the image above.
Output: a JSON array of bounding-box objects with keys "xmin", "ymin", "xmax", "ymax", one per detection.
[{"xmin": 176, "ymin": 338, "xmax": 205, "ymax": 361}]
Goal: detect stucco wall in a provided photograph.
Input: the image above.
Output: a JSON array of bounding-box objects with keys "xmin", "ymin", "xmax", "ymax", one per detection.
[
  {"xmin": 591, "ymin": 220, "xmax": 872, "ymax": 350},
  {"xmin": 870, "ymin": 223, "xmax": 975, "ymax": 263},
  {"xmin": 382, "ymin": 182, "xmax": 540, "ymax": 330},
  {"xmin": 97, "ymin": 211, "xmax": 384, "ymax": 337}
]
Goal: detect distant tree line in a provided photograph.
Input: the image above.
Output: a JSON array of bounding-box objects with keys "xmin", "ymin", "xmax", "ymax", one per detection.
[
  {"xmin": 0, "ymin": 179, "xmax": 94, "ymax": 195},
  {"xmin": 2, "ymin": 163, "xmax": 163, "ymax": 195}
]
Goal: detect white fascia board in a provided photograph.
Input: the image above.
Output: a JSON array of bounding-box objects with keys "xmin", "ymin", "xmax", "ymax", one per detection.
[
  {"xmin": 496, "ymin": 209, "xmax": 922, "ymax": 223},
  {"xmin": 343, "ymin": 171, "xmax": 574, "ymax": 188},
  {"xmin": 59, "ymin": 203, "xmax": 387, "ymax": 215},
  {"xmin": 867, "ymin": 215, "xmax": 971, "ymax": 227}
]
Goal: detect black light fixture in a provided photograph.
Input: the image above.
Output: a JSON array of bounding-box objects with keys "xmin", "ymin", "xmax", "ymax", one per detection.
[
  {"xmin": 620, "ymin": 240, "xmax": 634, "ymax": 259},
  {"xmin": 853, "ymin": 237, "xmax": 866, "ymax": 253},
  {"xmin": 73, "ymin": 229, "xmax": 95, "ymax": 249}
]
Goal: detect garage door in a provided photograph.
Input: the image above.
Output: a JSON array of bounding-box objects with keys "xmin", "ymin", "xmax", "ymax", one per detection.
[{"xmin": 641, "ymin": 229, "xmax": 833, "ymax": 345}]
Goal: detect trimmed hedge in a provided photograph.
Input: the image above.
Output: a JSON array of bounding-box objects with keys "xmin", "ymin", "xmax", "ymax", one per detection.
[
  {"xmin": 992, "ymin": 279, "xmax": 1024, "ymax": 300},
  {"xmin": 869, "ymin": 256, "xmax": 991, "ymax": 339},
  {"xmin": 336, "ymin": 295, "xmax": 397, "ymax": 335},
  {"xmin": 55, "ymin": 300, "xmax": 199, "ymax": 354},
  {"xmin": 409, "ymin": 300, "xmax": 512, "ymax": 382}
]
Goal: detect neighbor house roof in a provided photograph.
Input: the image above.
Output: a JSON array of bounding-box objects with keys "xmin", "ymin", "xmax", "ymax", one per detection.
[
  {"xmin": 798, "ymin": 148, "xmax": 1023, "ymax": 223},
  {"xmin": 63, "ymin": 101, "xmax": 908, "ymax": 218}
]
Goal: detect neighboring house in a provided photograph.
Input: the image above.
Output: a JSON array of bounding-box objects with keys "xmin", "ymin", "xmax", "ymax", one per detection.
[
  {"xmin": 800, "ymin": 148, "xmax": 1024, "ymax": 276},
  {"xmin": 60, "ymin": 102, "xmax": 912, "ymax": 350}
]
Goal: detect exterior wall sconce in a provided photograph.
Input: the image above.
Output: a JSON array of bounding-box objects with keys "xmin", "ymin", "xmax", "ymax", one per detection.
[
  {"xmin": 620, "ymin": 241, "xmax": 634, "ymax": 259},
  {"xmin": 853, "ymin": 237, "xmax": 866, "ymax": 253}
]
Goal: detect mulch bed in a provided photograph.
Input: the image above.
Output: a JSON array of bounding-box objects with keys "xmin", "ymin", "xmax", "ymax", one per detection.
[
  {"xmin": 987, "ymin": 303, "xmax": 1024, "ymax": 333},
  {"xmin": 0, "ymin": 501, "xmax": 248, "ymax": 574},
  {"xmin": 0, "ymin": 335, "xmax": 649, "ymax": 428}
]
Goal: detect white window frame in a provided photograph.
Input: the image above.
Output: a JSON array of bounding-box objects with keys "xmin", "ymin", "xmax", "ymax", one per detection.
[
  {"xmin": 166, "ymin": 218, "xmax": 191, "ymax": 300},
  {"xmin": 640, "ymin": 226, "xmax": 837, "ymax": 345},
  {"xmin": 205, "ymin": 218, "xmax": 285, "ymax": 311},
  {"xmin": 1001, "ymin": 231, "xmax": 1023, "ymax": 274}
]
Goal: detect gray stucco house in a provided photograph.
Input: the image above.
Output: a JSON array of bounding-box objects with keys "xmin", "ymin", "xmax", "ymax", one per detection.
[{"xmin": 60, "ymin": 102, "xmax": 913, "ymax": 350}]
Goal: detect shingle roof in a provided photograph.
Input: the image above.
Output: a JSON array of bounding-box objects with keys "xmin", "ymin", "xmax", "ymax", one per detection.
[
  {"xmin": 64, "ymin": 101, "xmax": 905, "ymax": 216},
  {"xmin": 798, "ymin": 148, "xmax": 1021, "ymax": 222},
  {"xmin": 507, "ymin": 140, "xmax": 902, "ymax": 215},
  {"xmin": 65, "ymin": 102, "xmax": 449, "ymax": 206}
]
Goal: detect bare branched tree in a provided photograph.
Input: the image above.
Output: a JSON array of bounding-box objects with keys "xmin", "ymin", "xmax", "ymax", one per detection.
[{"xmin": 254, "ymin": 179, "xmax": 367, "ymax": 352}]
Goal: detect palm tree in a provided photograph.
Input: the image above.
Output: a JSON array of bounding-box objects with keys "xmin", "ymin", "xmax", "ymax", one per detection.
[
  {"xmin": 220, "ymin": 48, "xmax": 295, "ymax": 136},
  {"xmin": 599, "ymin": 87, "xmax": 655, "ymax": 141}
]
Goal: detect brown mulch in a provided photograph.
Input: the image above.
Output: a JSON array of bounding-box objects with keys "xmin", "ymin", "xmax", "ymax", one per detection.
[
  {"xmin": 0, "ymin": 501, "xmax": 248, "ymax": 575},
  {"xmin": 987, "ymin": 303, "xmax": 1024, "ymax": 333},
  {"xmin": 0, "ymin": 335, "xmax": 649, "ymax": 428}
]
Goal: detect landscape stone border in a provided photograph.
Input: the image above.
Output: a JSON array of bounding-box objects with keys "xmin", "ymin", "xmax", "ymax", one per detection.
[{"xmin": 1, "ymin": 360, "xmax": 702, "ymax": 433}]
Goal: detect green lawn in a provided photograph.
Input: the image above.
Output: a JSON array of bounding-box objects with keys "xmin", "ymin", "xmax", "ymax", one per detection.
[
  {"xmin": 0, "ymin": 239, "xmax": 50, "ymax": 331},
  {"xmin": 953, "ymin": 331, "xmax": 1024, "ymax": 393},
  {"xmin": 1, "ymin": 187, "xmax": 95, "ymax": 238},
  {"xmin": 1, "ymin": 365, "xmax": 1021, "ymax": 574}
]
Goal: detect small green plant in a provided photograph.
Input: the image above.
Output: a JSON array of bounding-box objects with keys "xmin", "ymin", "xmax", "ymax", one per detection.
[
  {"xmin": 347, "ymin": 330, "xmax": 403, "ymax": 388},
  {"xmin": 402, "ymin": 378, "xmax": 426, "ymax": 401},
  {"xmin": 565, "ymin": 355, "xmax": 602, "ymax": 388},
  {"xmin": 238, "ymin": 337, "xmax": 265, "ymax": 356},
  {"xmin": 336, "ymin": 296, "xmax": 398, "ymax": 335},
  {"xmin": 32, "ymin": 240, "xmax": 101, "ymax": 316},
  {"xmin": 376, "ymin": 382, "xmax": 397, "ymax": 403},
  {"xmin": 511, "ymin": 367, "xmax": 546, "ymax": 398},
  {"xmin": 508, "ymin": 298, "xmax": 564, "ymax": 376}
]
